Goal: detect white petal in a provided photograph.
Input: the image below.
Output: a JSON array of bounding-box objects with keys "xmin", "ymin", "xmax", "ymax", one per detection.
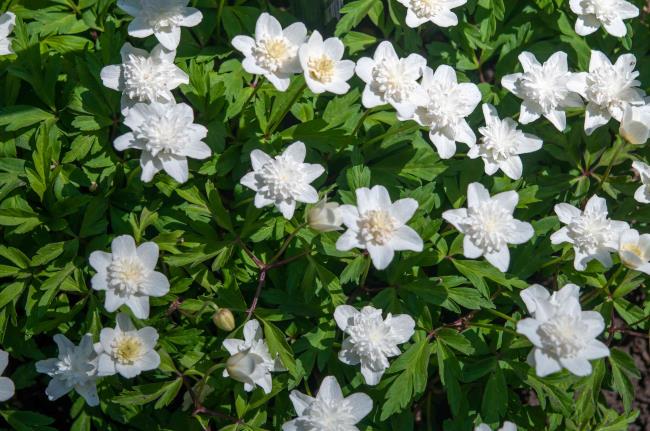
[
  {"xmin": 317, "ymin": 376, "xmax": 344, "ymax": 403},
  {"xmin": 231, "ymin": 35, "xmax": 255, "ymax": 55},
  {"xmin": 140, "ymin": 271, "xmax": 170, "ymax": 297},
  {"xmin": 603, "ymin": 18, "xmax": 627, "ymax": 37},
  {"xmin": 560, "ymin": 357, "xmax": 592, "ymax": 376},
  {"xmin": 289, "ymin": 390, "xmax": 315, "ymax": 416},
  {"xmin": 463, "ymin": 236, "xmax": 484, "ymax": 258},
  {"xmin": 544, "ymin": 109, "xmax": 567, "ymax": 132},
  {"xmin": 136, "ymin": 242, "xmax": 159, "ymax": 270},
  {"xmin": 485, "ymin": 247, "xmax": 510, "ymax": 272},
  {"xmin": 161, "ymin": 155, "xmax": 189, "ymax": 183},
  {"xmin": 431, "ymin": 9, "xmax": 458, "ymax": 27},
  {"xmin": 114, "ymin": 133, "xmax": 136, "ymax": 151},
  {"xmin": 453, "ymin": 119, "xmax": 477, "ymax": 146},
  {"xmin": 138, "ymin": 350, "xmax": 161, "ymax": 372},
  {"xmin": 519, "ymin": 100, "xmax": 542, "ymax": 124},
  {"xmin": 388, "ymin": 314, "xmax": 415, "ymax": 344},
  {"xmin": 256, "ymin": 13, "xmax": 282, "ymax": 40},
  {"xmin": 111, "ymin": 235, "xmax": 137, "ymax": 257},
  {"xmin": 501, "ymin": 73, "xmax": 522, "ymax": 96},
  {"xmin": 250, "ymin": 149, "xmax": 272, "ymax": 170},
  {"xmin": 128, "ymin": 16, "xmax": 155, "ymax": 38},
  {"xmin": 277, "ymin": 199, "xmax": 297, "ymax": 219},
  {"xmin": 581, "ymin": 340, "xmax": 610, "ymax": 360},
  {"xmin": 283, "ymin": 141, "xmax": 306, "ymax": 163},
  {"xmin": 334, "ymin": 305, "xmax": 358, "ymax": 331},
  {"xmin": 355, "ymin": 57, "xmax": 375, "ymax": 83},
  {"xmin": 389, "ymin": 226, "xmax": 423, "ymax": 252},
  {"xmin": 45, "ymin": 378, "xmax": 71, "ymax": 401},
  {"xmin": 533, "ymin": 348, "xmax": 562, "ymax": 377},
  {"xmin": 500, "ymin": 156, "xmax": 523, "ymax": 180},
  {"xmin": 575, "ymin": 14, "xmax": 600, "ymax": 36},
  {"xmin": 154, "ymin": 26, "xmax": 182, "ymax": 50},
  {"xmin": 432, "ymin": 65, "xmax": 457, "ymax": 85},
  {"xmin": 345, "ymin": 393, "xmax": 373, "ymax": 422},
  {"xmin": 367, "ymin": 244, "xmax": 395, "ymax": 270},
  {"xmin": 116, "ymin": 312, "xmax": 136, "ymax": 333},
  {"xmin": 467, "ymin": 182, "xmax": 490, "ymax": 208},
  {"xmin": 506, "ymin": 220, "xmax": 534, "ymax": 244},
  {"xmin": 244, "ymin": 319, "xmax": 263, "ymax": 343},
  {"xmin": 336, "ymin": 229, "xmax": 362, "ymax": 251},
  {"xmin": 338, "ymin": 341, "xmax": 361, "ymax": 365},
  {"xmin": 183, "ymin": 140, "xmax": 211, "ymax": 160},
  {"xmin": 0, "ymin": 377, "xmax": 15, "ymax": 401},
  {"xmin": 126, "ymin": 295, "xmax": 150, "ymax": 319},
  {"xmin": 100, "ymin": 65, "xmax": 122, "ymax": 90},
  {"xmin": 89, "ymin": 251, "xmax": 112, "ymax": 272},
  {"xmin": 442, "ymin": 208, "xmax": 468, "ymax": 231},
  {"xmin": 516, "ymin": 318, "xmax": 542, "ymax": 347},
  {"xmin": 360, "ymin": 364, "xmax": 384, "ymax": 386},
  {"xmin": 180, "ymin": 8, "xmax": 203, "ymax": 27},
  {"xmin": 518, "ymin": 52, "xmax": 540, "ymax": 72},
  {"xmin": 430, "ymin": 131, "xmax": 457, "ymax": 159},
  {"xmin": 554, "ymin": 203, "xmax": 581, "ymax": 224},
  {"xmin": 584, "ymin": 103, "xmax": 611, "ymax": 135},
  {"xmin": 389, "ymin": 198, "xmax": 418, "ymax": 224},
  {"xmin": 282, "ymin": 22, "xmax": 307, "ymax": 46}
]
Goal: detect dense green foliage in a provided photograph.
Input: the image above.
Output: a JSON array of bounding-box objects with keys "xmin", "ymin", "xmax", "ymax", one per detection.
[{"xmin": 0, "ymin": 0, "xmax": 648, "ymax": 430}]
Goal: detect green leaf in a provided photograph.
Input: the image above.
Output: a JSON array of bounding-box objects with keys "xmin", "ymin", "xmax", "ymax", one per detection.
[{"xmin": 0, "ymin": 105, "xmax": 55, "ymax": 131}]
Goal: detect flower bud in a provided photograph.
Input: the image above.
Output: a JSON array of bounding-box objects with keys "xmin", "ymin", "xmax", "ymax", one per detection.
[
  {"xmin": 620, "ymin": 104, "xmax": 650, "ymax": 145},
  {"xmin": 226, "ymin": 350, "xmax": 260, "ymax": 383},
  {"xmin": 308, "ymin": 199, "xmax": 342, "ymax": 232},
  {"xmin": 212, "ymin": 308, "xmax": 235, "ymax": 332}
]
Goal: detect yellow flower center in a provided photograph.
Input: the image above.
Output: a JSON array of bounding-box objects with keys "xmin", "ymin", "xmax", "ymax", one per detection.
[
  {"xmin": 114, "ymin": 336, "xmax": 144, "ymax": 364},
  {"xmin": 308, "ymin": 55, "xmax": 336, "ymax": 83}
]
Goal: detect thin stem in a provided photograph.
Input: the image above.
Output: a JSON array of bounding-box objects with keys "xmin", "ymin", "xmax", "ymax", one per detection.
[
  {"xmin": 215, "ymin": 0, "xmax": 226, "ymax": 41},
  {"xmin": 266, "ymin": 82, "xmax": 307, "ymax": 135},
  {"xmin": 235, "ymin": 237, "xmax": 265, "ymax": 269},
  {"xmin": 483, "ymin": 308, "xmax": 516, "ymax": 323},
  {"xmin": 603, "ymin": 264, "xmax": 624, "ymax": 295},
  {"xmin": 359, "ymin": 254, "xmax": 371, "ymax": 290},
  {"xmin": 246, "ymin": 270, "xmax": 266, "ymax": 319},
  {"xmin": 268, "ymin": 250, "xmax": 310, "ymax": 269},
  {"xmin": 594, "ymin": 140, "xmax": 625, "ymax": 194},
  {"xmin": 269, "ymin": 223, "xmax": 307, "ymax": 264},
  {"xmin": 363, "ymin": 122, "xmax": 420, "ymax": 148},
  {"xmin": 195, "ymin": 363, "xmax": 226, "ymax": 403},
  {"xmin": 469, "ymin": 322, "xmax": 518, "ymax": 335},
  {"xmin": 241, "ymin": 76, "xmax": 265, "ymax": 110},
  {"xmin": 352, "ymin": 108, "xmax": 373, "ymax": 135}
]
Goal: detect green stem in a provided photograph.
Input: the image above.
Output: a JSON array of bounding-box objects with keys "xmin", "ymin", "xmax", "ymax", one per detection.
[
  {"xmin": 269, "ymin": 223, "xmax": 307, "ymax": 264},
  {"xmin": 352, "ymin": 108, "xmax": 374, "ymax": 135},
  {"xmin": 242, "ymin": 76, "xmax": 265, "ymax": 110},
  {"xmin": 363, "ymin": 122, "xmax": 420, "ymax": 149},
  {"xmin": 359, "ymin": 255, "xmax": 372, "ymax": 291},
  {"xmin": 266, "ymin": 82, "xmax": 307, "ymax": 135},
  {"xmin": 594, "ymin": 140, "xmax": 625, "ymax": 194},
  {"xmin": 483, "ymin": 308, "xmax": 516, "ymax": 323},
  {"xmin": 469, "ymin": 322, "xmax": 518, "ymax": 335},
  {"xmin": 215, "ymin": 0, "xmax": 226, "ymax": 41}
]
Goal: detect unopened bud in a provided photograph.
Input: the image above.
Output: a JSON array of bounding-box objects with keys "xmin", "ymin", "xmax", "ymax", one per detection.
[
  {"xmin": 89, "ymin": 181, "xmax": 98, "ymax": 192},
  {"xmin": 226, "ymin": 350, "xmax": 260, "ymax": 383},
  {"xmin": 621, "ymin": 104, "xmax": 650, "ymax": 145},
  {"xmin": 308, "ymin": 198, "xmax": 343, "ymax": 232},
  {"xmin": 212, "ymin": 308, "xmax": 235, "ymax": 332}
]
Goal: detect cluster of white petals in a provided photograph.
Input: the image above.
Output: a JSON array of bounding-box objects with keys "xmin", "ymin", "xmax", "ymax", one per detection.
[
  {"xmin": 90, "ymin": 235, "xmax": 169, "ymax": 319},
  {"xmin": 442, "ymin": 183, "xmax": 534, "ymax": 272},
  {"xmin": 569, "ymin": 0, "xmax": 639, "ymax": 38},
  {"xmin": 283, "ymin": 375, "xmax": 373, "ymax": 431},
  {"xmin": 475, "ymin": 422, "xmax": 517, "ymax": 431},
  {"xmin": 222, "ymin": 319, "xmax": 285, "ymax": 394},
  {"xmin": 0, "ymin": 12, "xmax": 15, "ymax": 56},
  {"xmin": 551, "ymin": 195, "xmax": 629, "ymax": 271},
  {"xmin": 621, "ymin": 103, "xmax": 650, "ymax": 145},
  {"xmin": 299, "ymin": 31, "xmax": 356, "ymax": 94},
  {"xmin": 517, "ymin": 284, "xmax": 609, "ymax": 377},
  {"xmin": 335, "ymin": 305, "xmax": 415, "ymax": 385},
  {"xmin": 36, "ymin": 334, "xmax": 100, "ymax": 406},
  {"xmin": 397, "ymin": 0, "xmax": 467, "ymax": 28},
  {"xmin": 0, "ymin": 350, "xmax": 15, "ymax": 402},
  {"xmin": 632, "ymin": 160, "xmax": 650, "ymax": 204},
  {"xmin": 618, "ymin": 229, "xmax": 650, "ymax": 275}
]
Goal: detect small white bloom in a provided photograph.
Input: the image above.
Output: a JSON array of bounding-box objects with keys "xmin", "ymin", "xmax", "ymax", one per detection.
[
  {"xmin": 298, "ymin": 31, "xmax": 355, "ymax": 95},
  {"xmin": 468, "ymin": 104, "xmax": 543, "ymax": 179},
  {"xmin": 502, "ymin": 51, "xmax": 583, "ymax": 131},
  {"xmin": 517, "ymin": 284, "xmax": 610, "ymax": 377},
  {"xmin": 355, "ymin": 41, "xmax": 427, "ymax": 120},
  {"xmin": 0, "ymin": 12, "xmax": 16, "ymax": 56},
  {"xmin": 222, "ymin": 319, "xmax": 285, "ymax": 394},
  {"xmin": 232, "ymin": 13, "xmax": 307, "ymax": 91},
  {"xmin": 567, "ymin": 50, "xmax": 645, "ymax": 135},
  {"xmin": 115, "ymin": 101, "xmax": 211, "ymax": 183},
  {"xmin": 621, "ymin": 103, "xmax": 650, "ymax": 145},
  {"xmin": 397, "ymin": 0, "xmax": 467, "ymax": 28},
  {"xmin": 308, "ymin": 198, "xmax": 343, "ymax": 232},
  {"xmin": 412, "ymin": 65, "xmax": 481, "ymax": 159},
  {"xmin": 35, "ymin": 334, "xmax": 99, "ymax": 406},
  {"xmin": 282, "ymin": 375, "xmax": 373, "ymax": 431},
  {"xmin": 632, "ymin": 160, "xmax": 650, "ymax": 204},
  {"xmin": 618, "ymin": 229, "xmax": 650, "ymax": 274},
  {"xmin": 334, "ymin": 305, "xmax": 415, "ymax": 385},
  {"xmin": 100, "ymin": 43, "xmax": 189, "ymax": 115},
  {"xmin": 117, "ymin": 0, "xmax": 202, "ymax": 50},
  {"xmin": 0, "ymin": 350, "xmax": 15, "ymax": 402},
  {"xmin": 97, "ymin": 313, "xmax": 160, "ymax": 378},
  {"xmin": 336, "ymin": 185, "xmax": 423, "ymax": 270},
  {"xmin": 240, "ymin": 141, "xmax": 324, "ymax": 220},
  {"xmin": 89, "ymin": 235, "xmax": 169, "ymax": 319},
  {"xmin": 570, "ymin": 0, "xmax": 639, "ymax": 38},
  {"xmin": 442, "ymin": 182, "xmax": 534, "ymax": 272},
  {"xmin": 475, "ymin": 422, "xmax": 517, "ymax": 431},
  {"xmin": 551, "ymin": 195, "xmax": 629, "ymax": 271}
]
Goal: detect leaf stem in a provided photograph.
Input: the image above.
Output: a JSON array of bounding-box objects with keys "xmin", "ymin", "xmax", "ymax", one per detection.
[{"xmin": 266, "ymin": 81, "xmax": 307, "ymax": 136}]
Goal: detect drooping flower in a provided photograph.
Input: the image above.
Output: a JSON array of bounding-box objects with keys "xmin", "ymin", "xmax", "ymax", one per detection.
[
  {"xmin": 114, "ymin": 101, "xmax": 211, "ymax": 183},
  {"xmin": 0, "ymin": 350, "xmax": 15, "ymax": 402},
  {"xmin": 282, "ymin": 375, "xmax": 373, "ymax": 431},
  {"xmin": 396, "ymin": 0, "xmax": 467, "ymax": 28},
  {"xmin": 308, "ymin": 198, "xmax": 343, "ymax": 232},
  {"xmin": 502, "ymin": 51, "xmax": 583, "ymax": 131},
  {"xmin": 0, "ymin": 12, "xmax": 16, "ymax": 56},
  {"xmin": 35, "ymin": 334, "xmax": 100, "ymax": 406},
  {"xmin": 618, "ymin": 229, "xmax": 650, "ymax": 275},
  {"xmin": 569, "ymin": 0, "xmax": 639, "ymax": 38},
  {"xmin": 100, "ymin": 43, "xmax": 189, "ymax": 115},
  {"xmin": 222, "ymin": 319, "xmax": 285, "ymax": 394},
  {"xmin": 621, "ymin": 103, "xmax": 650, "ymax": 145},
  {"xmin": 117, "ymin": 0, "xmax": 203, "ymax": 50},
  {"xmin": 468, "ymin": 104, "xmax": 543, "ymax": 180},
  {"xmin": 412, "ymin": 65, "xmax": 481, "ymax": 159},
  {"xmin": 240, "ymin": 141, "xmax": 324, "ymax": 219},
  {"xmin": 355, "ymin": 41, "xmax": 427, "ymax": 120},
  {"xmin": 442, "ymin": 182, "xmax": 534, "ymax": 272},
  {"xmin": 550, "ymin": 195, "xmax": 629, "ymax": 271},
  {"xmin": 516, "ymin": 283, "xmax": 610, "ymax": 377},
  {"xmin": 567, "ymin": 51, "xmax": 645, "ymax": 135},
  {"xmin": 89, "ymin": 235, "xmax": 169, "ymax": 319},
  {"xmin": 298, "ymin": 31, "xmax": 355, "ymax": 95},
  {"xmin": 335, "ymin": 185, "xmax": 423, "ymax": 270},
  {"xmin": 334, "ymin": 305, "xmax": 415, "ymax": 385},
  {"xmin": 97, "ymin": 313, "xmax": 160, "ymax": 378},
  {"xmin": 475, "ymin": 422, "xmax": 517, "ymax": 431},
  {"xmin": 632, "ymin": 160, "xmax": 650, "ymax": 204},
  {"xmin": 232, "ymin": 13, "xmax": 307, "ymax": 91}
]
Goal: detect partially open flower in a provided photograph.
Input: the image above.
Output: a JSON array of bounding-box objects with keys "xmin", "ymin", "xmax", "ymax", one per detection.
[
  {"xmin": 621, "ymin": 103, "xmax": 650, "ymax": 145},
  {"xmin": 308, "ymin": 198, "xmax": 343, "ymax": 232},
  {"xmin": 632, "ymin": 161, "xmax": 650, "ymax": 204},
  {"xmin": 618, "ymin": 229, "xmax": 650, "ymax": 274},
  {"xmin": 0, "ymin": 12, "xmax": 16, "ymax": 56}
]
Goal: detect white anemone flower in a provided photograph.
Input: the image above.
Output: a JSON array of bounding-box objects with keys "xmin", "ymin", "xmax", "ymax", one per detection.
[
  {"xmin": 475, "ymin": 422, "xmax": 517, "ymax": 431},
  {"xmin": 232, "ymin": 13, "xmax": 307, "ymax": 91},
  {"xmin": 335, "ymin": 185, "xmax": 423, "ymax": 270},
  {"xmin": 117, "ymin": 0, "xmax": 202, "ymax": 50},
  {"xmin": 621, "ymin": 103, "xmax": 650, "ymax": 145},
  {"xmin": 0, "ymin": 350, "xmax": 15, "ymax": 402},
  {"xmin": 308, "ymin": 198, "xmax": 343, "ymax": 232},
  {"xmin": 97, "ymin": 313, "xmax": 160, "ymax": 378},
  {"xmin": 298, "ymin": 31, "xmax": 355, "ymax": 95},
  {"xmin": 502, "ymin": 51, "xmax": 583, "ymax": 131},
  {"xmin": 222, "ymin": 319, "xmax": 285, "ymax": 394},
  {"xmin": 632, "ymin": 160, "xmax": 650, "ymax": 204},
  {"xmin": 517, "ymin": 284, "xmax": 610, "ymax": 377},
  {"xmin": 413, "ymin": 65, "xmax": 481, "ymax": 159},
  {"xmin": 551, "ymin": 195, "xmax": 629, "ymax": 271},
  {"xmin": 618, "ymin": 229, "xmax": 650, "ymax": 274},
  {"xmin": 89, "ymin": 235, "xmax": 169, "ymax": 319},
  {"xmin": 355, "ymin": 41, "xmax": 427, "ymax": 120},
  {"xmin": 442, "ymin": 182, "xmax": 534, "ymax": 272},
  {"xmin": 100, "ymin": 43, "xmax": 189, "ymax": 115},
  {"xmin": 0, "ymin": 12, "xmax": 16, "ymax": 56},
  {"xmin": 569, "ymin": 0, "xmax": 639, "ymax": 38},
  {"xmin": 396, "ymin": 0, "xmax": 467, "ymax": 28},
  {"xmin": 468, "ymin": 104, "xmax": 543, "ymax": 180},
  {"xmin": 115, "ymin": 101, "xmax": 211, "ymax": 183},
  {"xmin": 35, "ymin": 334, "xmax": 100, "ymax": 406},
  {"xmin": 282, "ymin": 375, "xmax": 373, "ymax": 431},
  {"xmin": 335, "ymin": 305, "xmax": 415, "ymax": 385},
  {"xmin": 240, "ymin": 141, "xmax": 324, "ymax": 219},
  {"xmin": 567, "ymin": 51, "xmax": 645, "ymax": 135}
]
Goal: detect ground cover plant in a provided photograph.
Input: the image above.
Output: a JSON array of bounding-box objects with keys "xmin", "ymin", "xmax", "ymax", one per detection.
[{"xmin": 0, "ymin": 0, "xmax": 649, "ymax": 430}]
